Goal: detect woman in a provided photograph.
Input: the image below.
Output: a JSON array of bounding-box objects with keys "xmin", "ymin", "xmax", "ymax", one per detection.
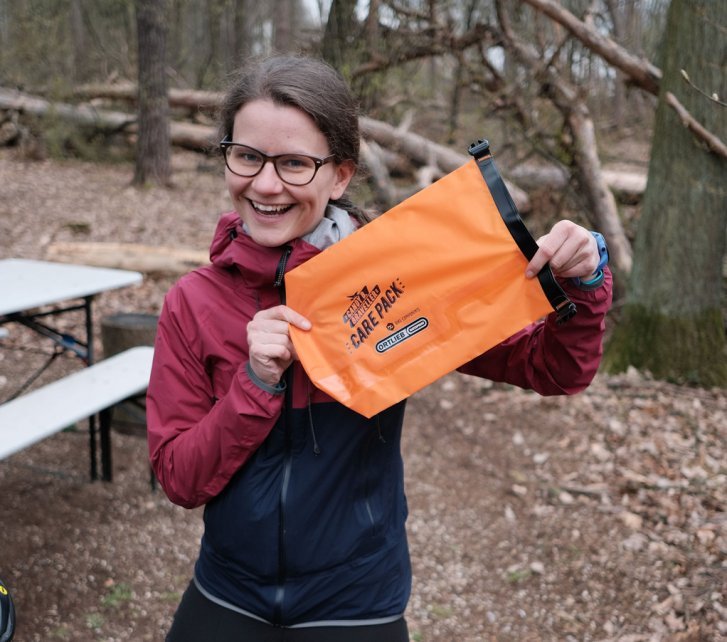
[{"xmin": 147, "ymin": 55, "xmax": 612, "ymax": 642}]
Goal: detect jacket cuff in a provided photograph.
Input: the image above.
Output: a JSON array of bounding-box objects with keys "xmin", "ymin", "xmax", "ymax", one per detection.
[{"xmin": 246, "ymin": 361, "xmax": 286, "ymax": 395}]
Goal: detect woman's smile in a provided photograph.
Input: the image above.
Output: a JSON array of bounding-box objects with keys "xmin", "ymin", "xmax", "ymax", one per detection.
[{"xmin": 248, "ymin": 199, "xmax": 295, "ymax": 216}]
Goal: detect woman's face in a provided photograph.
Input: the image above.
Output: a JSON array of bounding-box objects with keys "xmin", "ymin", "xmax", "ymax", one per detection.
[{"xmin": 226, "ymin": 99, "xmax": 355, "ymax": 248}]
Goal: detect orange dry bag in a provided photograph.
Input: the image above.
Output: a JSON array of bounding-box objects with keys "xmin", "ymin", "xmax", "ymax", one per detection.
[{"xmin": 286, "ymin": 140, "xmax": 576, "ymax": 417}]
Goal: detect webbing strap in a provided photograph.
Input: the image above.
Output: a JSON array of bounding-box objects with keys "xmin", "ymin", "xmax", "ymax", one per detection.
[{"xmin": 468, "ymin": 139, "xmax": 576, "ymax": 324}]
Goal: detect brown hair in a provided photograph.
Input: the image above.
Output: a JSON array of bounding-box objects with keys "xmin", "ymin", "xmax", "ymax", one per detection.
[{"xmin": 219, "ymin": 55, "xmax": 359, "ymax": 165}]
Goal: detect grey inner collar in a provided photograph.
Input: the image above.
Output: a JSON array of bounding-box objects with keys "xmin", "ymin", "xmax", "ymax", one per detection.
[{"xmin": 302, "ymin": 205, "xmax": 357, "ymax": 250}]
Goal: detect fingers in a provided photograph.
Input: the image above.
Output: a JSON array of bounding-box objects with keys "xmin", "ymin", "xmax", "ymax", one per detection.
[
  {"xmin": 252, "ymin": 305, "xmax": 312, "ymax": 331},
  {"xmin": 525, "ymin": 220, "xmax": 599, "ymax": 279},
  {"xmin": 247, "ymin": 306, "xmax": 311, "ymax": 386}
]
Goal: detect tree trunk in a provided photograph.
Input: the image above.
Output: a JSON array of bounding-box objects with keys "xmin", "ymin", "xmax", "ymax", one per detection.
[
  {"xmin": 133, "ymin": 0, "xmax": 171, "ymax": 186},
  {"xmin": 604, "ymin": 0, "xmax": 727, "ymax": 386},
  {"xmin": 273, "ymin": 0, "xmax": 296, "ymax": 53},
  {"xmin": 321, "ymin": 0, "xmax": 359, "ymax": 72},
  {"xmin": 604, "ymin": 0, "xmax": 626, "ymax": 128},
  {"xmin": 70, "ymin": 0, "xmax": 90, "ymax": 83}
]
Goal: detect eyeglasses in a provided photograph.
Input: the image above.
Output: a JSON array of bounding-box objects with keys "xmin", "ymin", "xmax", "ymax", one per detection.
[{"xmin": 220, "ymin": 140, "xmax": 336, "ymax": 186}]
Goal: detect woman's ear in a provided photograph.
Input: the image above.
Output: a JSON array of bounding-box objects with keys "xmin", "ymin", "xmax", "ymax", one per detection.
[{"xmin": 330, "ymin": 160, "xmax": 356, "ymax": 200}]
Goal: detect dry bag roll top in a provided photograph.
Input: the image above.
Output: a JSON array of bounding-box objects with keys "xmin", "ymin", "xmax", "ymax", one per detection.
[{"xmin": 286, "ymin": 139, "xmax": 575, "ymax": 418}]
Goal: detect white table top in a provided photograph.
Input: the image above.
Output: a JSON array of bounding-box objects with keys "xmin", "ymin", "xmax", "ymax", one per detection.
[{"xmin": 0, "ymin": 258, "xmax": 142, "ymax": 316}]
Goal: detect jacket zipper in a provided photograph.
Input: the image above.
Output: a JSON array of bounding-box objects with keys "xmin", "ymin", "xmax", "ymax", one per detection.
[
  {"xmin": 273, "ymin": 245, "xmax": 292, "ymax": 625},
  {"xmin": 273, "ymin": 245, "xmax": 292, "ymax": 290}
]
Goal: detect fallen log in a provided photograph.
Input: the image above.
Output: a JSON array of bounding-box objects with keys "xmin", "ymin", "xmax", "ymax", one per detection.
[
  {"xmin": 75, "ymin": 82, "xmax": 222, "ymax": 111},
  {"xmin": 0, "ymin": 87, "xmax": 218, "ymax": 152},
  {"xmin": 508, "ymin": 164, "xmax": 646, "ymax": 202},
  {"xmin": 75, "ymin": 83, "xmax": 532, "ymax": 208},
  {"xmin": 360, "ymin": 115, "xmax": 531, "ymax": 212},
  {"xmin": 0, "ymin": 87, "xmax": 133, "ymax": 131},
  {"xmin": 601, "ymin": 169, "xmax": 647, "ymax": 202},
  {"xmin": 168, "ymin": 120, "xmax": 216, "ymax": 151},
  {"xmin": 45, "ymin": 241, "xmax": 209, "ymax": 274},
  {"xmin": 2, "ymin": 85, "xmax": 532, "ymax": 210}
]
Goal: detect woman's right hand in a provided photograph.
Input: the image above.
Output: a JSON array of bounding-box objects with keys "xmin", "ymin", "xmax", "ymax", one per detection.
[{"xmin": 247, "ymin": 305, "xmax": 311, "ymax": 386}]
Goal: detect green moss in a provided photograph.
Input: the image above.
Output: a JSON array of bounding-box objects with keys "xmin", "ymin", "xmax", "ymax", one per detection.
[{"xmin": 604, "ymin": 304, "xmax": 727, "ymax": 387}]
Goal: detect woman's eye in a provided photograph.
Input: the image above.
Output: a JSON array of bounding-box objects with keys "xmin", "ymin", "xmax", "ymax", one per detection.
[
  {"xmin": 238, "ymin": 151, "xmax": 261, "ymax": 163},
  {"xmin": 280, "ymin": 156, "xmax": 311, "ymax": 170}
]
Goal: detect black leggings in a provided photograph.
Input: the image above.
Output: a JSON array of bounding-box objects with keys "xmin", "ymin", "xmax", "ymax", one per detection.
[{"xmin": 165, "ymin": 580, "xmax": 410, "ymax": 642}]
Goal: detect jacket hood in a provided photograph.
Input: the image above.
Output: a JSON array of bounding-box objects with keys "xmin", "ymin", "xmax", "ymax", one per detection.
[{"xmin": 208, "ymin": 212, "xmax": 318, "ymax": 289}]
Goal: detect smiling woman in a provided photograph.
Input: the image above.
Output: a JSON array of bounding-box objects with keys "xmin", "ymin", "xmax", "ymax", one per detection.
[{"xmin": 145, "ymin": 54, "xmax": 611, "ymax": 642}]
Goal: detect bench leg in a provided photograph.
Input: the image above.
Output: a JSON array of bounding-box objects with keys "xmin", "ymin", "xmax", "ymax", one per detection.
[
  {"xmin": 99, "ymin": 407, "xmax": 113, "ymax": 482},
  {"xmin": 89, "ymin": 414, "xmax": 98, "ymax": 481}
]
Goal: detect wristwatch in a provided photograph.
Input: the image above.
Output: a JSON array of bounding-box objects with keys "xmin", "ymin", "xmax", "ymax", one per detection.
[{"xmin": 571, "ymin": 231, "xmax": 608, "ymax": 289}]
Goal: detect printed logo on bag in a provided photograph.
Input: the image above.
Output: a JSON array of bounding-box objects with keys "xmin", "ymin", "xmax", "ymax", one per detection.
[
  {"xmin": 375, "ymin": 317, "xmax": 429, "ymax": 353},
  {"xmin": 343, "ymin": 285, "xmax": 381, "ymax": 327},
  {"xmin": 343, "ymin": 279, "xmax": 409, "ymax": 351}
]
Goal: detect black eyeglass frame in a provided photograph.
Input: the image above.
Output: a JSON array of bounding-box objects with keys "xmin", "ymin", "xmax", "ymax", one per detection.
[{"xmin": 220, "ymin": 140, "xmax": 336, "ymax": 186}]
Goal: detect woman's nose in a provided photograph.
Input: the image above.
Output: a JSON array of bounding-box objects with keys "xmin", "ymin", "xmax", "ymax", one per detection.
[{"xmin": 252, "ymin": 161, "xmax": 284, "ymax": 193}]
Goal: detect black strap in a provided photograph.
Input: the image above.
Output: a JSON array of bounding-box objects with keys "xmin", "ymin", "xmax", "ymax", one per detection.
[{"xmin": 468, "ymin": 139, "xmax": 576, "ymax": 324}]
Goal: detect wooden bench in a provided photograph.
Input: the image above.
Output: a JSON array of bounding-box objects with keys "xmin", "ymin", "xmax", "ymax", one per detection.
[{"xmin": 0, "ymin": 346, "xmax": 154, "ymax": 481}]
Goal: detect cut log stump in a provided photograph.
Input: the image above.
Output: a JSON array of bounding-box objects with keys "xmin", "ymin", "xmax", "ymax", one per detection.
[{"xmin": 101, "ymin": 313, "xmax": 158, "ymax": 436}]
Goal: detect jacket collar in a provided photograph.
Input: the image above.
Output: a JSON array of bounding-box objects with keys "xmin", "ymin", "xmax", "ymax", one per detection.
[{"xmin": 208, "ymin": 207, "xmax": 358, "ymax": 289}]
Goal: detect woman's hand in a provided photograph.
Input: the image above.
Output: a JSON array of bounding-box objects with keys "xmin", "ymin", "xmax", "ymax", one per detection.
[
  {"xmin": 247, "ymin": 305, "xmax": 311, "ymax": 386},
  {"xmin": 525, "ymin": 220, "xmax": 599, "ymax": 280}
]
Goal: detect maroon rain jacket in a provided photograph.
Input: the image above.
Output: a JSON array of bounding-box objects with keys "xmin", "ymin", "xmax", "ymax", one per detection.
[{"xmin": 146, "ymin": 210, "xmax": 612, "ymax": 626}]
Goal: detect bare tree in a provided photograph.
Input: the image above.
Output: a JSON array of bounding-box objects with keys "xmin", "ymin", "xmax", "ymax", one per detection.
[
  {"xmin": 133, "ymin": 0, "xmax": 171, "ymax": 186},
  {"xmin": 321, "ymin": 0, "xmax": 360, "ymax": 70},
  {"xmin": 496, "ymin": 0, "xmax": 633, "ymax": 280},
  {"xmin": 273, "ymin": 0, "xmax": 297, "ymax": 53}
]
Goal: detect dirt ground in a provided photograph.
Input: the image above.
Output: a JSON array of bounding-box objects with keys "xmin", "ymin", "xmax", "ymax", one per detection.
[{"xmin": 0, "ymin": 147, "xmax": 724, "ymax": 642}]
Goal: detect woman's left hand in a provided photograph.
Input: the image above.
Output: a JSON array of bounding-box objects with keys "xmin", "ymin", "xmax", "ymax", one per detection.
[{"xmin": 525, "ymin": 220, "xmax": 599, "ymax": 280}]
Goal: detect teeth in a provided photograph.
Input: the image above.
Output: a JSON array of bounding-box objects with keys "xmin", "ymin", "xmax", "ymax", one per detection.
[{"xmin": 252, "ymin": 201, "xmax": 292, "ymax": 213}]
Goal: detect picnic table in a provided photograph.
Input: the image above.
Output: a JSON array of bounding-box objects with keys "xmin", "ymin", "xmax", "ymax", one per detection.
[{"xmin": 0, "ymin": 259, "xmax": 152, "ymax": 480}]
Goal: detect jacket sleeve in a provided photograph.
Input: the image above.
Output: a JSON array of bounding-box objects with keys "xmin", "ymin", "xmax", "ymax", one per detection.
[
  {"xmin": 458, "ymin": 269, "xmax": 613, "ymax": 394},
  {"xmin": 146, "ymin": 288, "xmax": 284, "ymax": 509}
]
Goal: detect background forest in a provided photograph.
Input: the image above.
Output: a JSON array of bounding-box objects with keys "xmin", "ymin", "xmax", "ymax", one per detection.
[
  {"xmin": 1, "ymin": 0, "xmax": 725, "ymax": 383},
  {"xmin": 0, "ymin": 1, "xmax": 725, "ymax": 641}
]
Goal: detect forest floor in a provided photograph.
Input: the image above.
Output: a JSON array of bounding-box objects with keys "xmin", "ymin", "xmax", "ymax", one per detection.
[{"xmin": 0, "ymin": 146, "xmax": 724, "ymax": 642}]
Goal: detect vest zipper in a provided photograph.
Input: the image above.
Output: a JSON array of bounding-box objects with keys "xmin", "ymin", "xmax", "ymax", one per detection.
[{"xmin": 273, "ymin": 244, "xmax": 293, "ymax": 625}]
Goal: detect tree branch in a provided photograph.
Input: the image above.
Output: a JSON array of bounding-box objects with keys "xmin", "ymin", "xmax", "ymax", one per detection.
[
  {"xmin": 520, "ymin": 3, "xmax": 727, "ymax": 166},
  {"xmin": 665, "ymin": 92, "xmax": 727, "ymax": 159},
  {"xmin": 679, "ymin": 69, "xmax": 727, "ymax": 107},
  {"xmin": 351, "ymin": 22, "xmax": 499, "ymax": 79},
  {"xmin": 520, "ymin": 0, "xmax": 661, "ymax": 95}
]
